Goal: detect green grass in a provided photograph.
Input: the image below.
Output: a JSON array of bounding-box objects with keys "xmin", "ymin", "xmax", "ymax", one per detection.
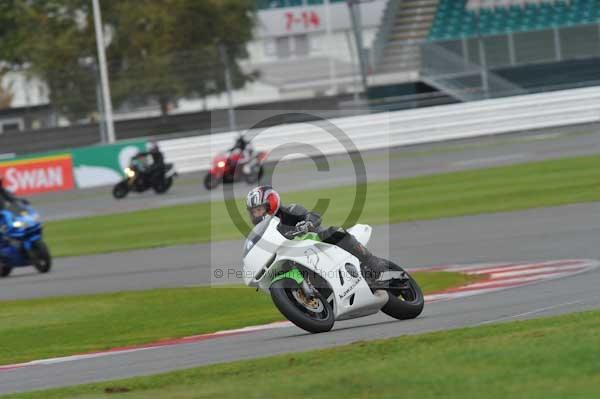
[
  {"xmin": 46, "ymin": 154, "xmax": 600, "ymax": 257},
  {"xmin": 7, "ymin": 309, "xmax": 600, "ymax": 399},
  {"xmin": 0, "ymin": 271, "xmax": 475, "ymax": 366}
]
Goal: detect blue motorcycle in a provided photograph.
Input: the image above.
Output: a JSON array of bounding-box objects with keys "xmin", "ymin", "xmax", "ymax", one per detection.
[{"xmin": 0, "ymin": 201, "xmax": 51, "ymax": 278}]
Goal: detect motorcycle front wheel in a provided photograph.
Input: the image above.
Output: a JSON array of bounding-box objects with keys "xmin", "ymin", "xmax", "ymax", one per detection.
[
  {"xmin": 112, "ymin": 181, "xmax": 129, "ymax": 199},
  {"xmin": 0, "ymin": 264, "xmax": 12, "ymax": 278},
  {"xmin": 203, "ymin": 173, "xmax": 220, "ymax": 190},
  {"xmin": 30, "ymin": 240, "xmax": 52, "ymax": 274},
  {"xmin": 270, "ymin": 278, "xmax": 334, "ymax": 334}
]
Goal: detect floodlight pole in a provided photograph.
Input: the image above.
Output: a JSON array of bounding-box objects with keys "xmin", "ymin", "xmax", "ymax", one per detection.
[
  {"xmin": 347, "ymin": 0, "xmax": 369, "ymax": 96},
  {"xmin": 219, "ymin": 43, "xmax": 237, "ymax": 133},
  {"xmin": 92, "ymin": 0, "xmax": 116, "ymax": 143},
  {"xmin": 471, "ymin": 1, "xmax": 489, "ymax": 98},
  {"xmin": 324, "ymin": 0, "xmax": 338, "ymax": 94}
]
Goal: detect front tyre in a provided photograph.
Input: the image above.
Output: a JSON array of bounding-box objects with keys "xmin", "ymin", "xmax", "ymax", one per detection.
[
  {"xmin": 112, "ymin": 181, "xmax": 129, "ymax": 199},
  {"xmin": 30, "ymin": 241, "xmax": 52, "ymax": 274},
  {"xmin": 381, "ymin": 269, "xmax": 424, "ymax": 320},
  {"xmin": 203, "ymin": 173, "xmax": 220, "ymax": 190},
  {"xmin": 270, "ymin": 279, "xmax": 334, "ymax": 334},
  {"xmin": 0, "ymin": 264, "xmax": 12, "ymax": 278}
]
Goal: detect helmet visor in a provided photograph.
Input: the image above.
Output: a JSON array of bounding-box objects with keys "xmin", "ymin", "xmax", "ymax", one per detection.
[{"xmin": 248, "ymin": 205, "xmax": 268, "ymax": 225}]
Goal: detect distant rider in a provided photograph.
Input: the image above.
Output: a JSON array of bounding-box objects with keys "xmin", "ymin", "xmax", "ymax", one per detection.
[
  {"xmin": 137, "ymin": 141, "xmax": 165, "ymax": 180},
  {"xmin": 245, "ymin": 185, "xmax": 405, "ymax": 287},
  {"xmin": 230, "ymin": 135, "xmax": 253, "ymax": 165},
  {"xmin": 0, "ymin": 177, "xmax": 29, "ymax": 209}
]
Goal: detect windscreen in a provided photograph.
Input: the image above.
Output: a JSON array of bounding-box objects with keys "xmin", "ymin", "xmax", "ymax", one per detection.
[
  {"xmin": 242, "ymin": 216, "xmax": 272, "ymax": 258},
  {"xmin": 5, "ymin": 202, "xmax": 26, "ymax": 216}
]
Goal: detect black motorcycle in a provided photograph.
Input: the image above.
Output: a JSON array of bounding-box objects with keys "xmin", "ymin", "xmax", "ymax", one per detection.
[{"xmin": 112, "ymin": 155, "xmax": 177, "ymax": 199}]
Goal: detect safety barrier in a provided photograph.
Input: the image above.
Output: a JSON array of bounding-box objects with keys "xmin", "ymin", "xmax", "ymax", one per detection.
[
  {"xmin": 159, "ymin": 85, "xmax": 600, "ymax": 173},
  {"xmin": 0, "ymin": 140, "xmax": 147, "ymax": 195}
]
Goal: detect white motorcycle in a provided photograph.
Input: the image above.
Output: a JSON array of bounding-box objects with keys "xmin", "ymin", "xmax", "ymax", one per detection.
[{"xmin": 242, "ymin": 216, "xmax": 424, "ymax": 333}]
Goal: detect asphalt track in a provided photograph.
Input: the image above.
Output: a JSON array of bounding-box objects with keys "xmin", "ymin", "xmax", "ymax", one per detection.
[
  {"xmin": 1, "ymin": 246, "xmax": 600, "ymax": 393},
  {"xmin": 2, "ymin": 202, "xmax": 600, "ymax": 300},
  {"xmin": 1, "ymin": 125, "xmax": 600, "ymax": 394}
]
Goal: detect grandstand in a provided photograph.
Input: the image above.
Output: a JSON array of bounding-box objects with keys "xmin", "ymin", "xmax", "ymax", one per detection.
[
  {"xmin": 372, "ymin": 0, "xmax": 439, "ymax": 75},
  {"xmin": 415, "ymin": 0, "xmax": 600, "ymax": 100},
  {"xmin": 429, "ymin": 0, "xmax": 600, "ymax": 40}
]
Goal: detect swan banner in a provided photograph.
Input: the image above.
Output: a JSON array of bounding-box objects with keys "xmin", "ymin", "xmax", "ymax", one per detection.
[
  {"xmin": 0, "ymin": 154, "xmax": 75, "ymax": 195},
  {"xmin": 0, "ymin": 139, "xmax": 148, "ymax": 195}
]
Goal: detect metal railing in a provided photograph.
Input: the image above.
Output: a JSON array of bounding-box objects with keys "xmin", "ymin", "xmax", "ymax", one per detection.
[
  {"xmin": 370, "ymin": 0, "xmax": 404, "ymax": 71},
  {"xmin": 160, "ymin": 85, "xmax": 600, "ymax": 173},
  {"xmin": 421, "ymin": 40, "xmax": 527, "ymax": 100},
  {"xmin": 421, "ymin": 22, "xmax": 600, "ymax": 100}
]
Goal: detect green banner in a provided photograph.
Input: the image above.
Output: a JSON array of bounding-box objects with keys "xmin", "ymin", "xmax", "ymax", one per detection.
[{"xmin": 71, "ymin": 140, "xmax": 148, "ymax": 188}]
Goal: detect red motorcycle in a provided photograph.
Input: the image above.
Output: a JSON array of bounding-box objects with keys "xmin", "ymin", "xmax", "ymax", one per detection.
[{"xmin": 203, "ymin": 149, "xmax": 268, "ymax": 190}]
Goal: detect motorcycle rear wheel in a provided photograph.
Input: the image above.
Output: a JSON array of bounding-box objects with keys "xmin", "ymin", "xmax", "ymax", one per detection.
[
  {"xmin": 245, "ymin": 165, "xmax": 264, "ymax": 184},
  {"xmin": 270, "ymin": 278, "xmax": 334, "ymax": 334},
  {"xmin": 153, "ymin": 177, "xmax": 173, "ymax": 194},
  {"xmin": 380, "ymin": 267, "xmax": 424, "ymax": 320}
]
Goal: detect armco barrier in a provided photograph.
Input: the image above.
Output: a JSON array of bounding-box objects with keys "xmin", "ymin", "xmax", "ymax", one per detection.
[{"xmin": 158, "ymin": 85, "xmax": 600, "ymax": 173}]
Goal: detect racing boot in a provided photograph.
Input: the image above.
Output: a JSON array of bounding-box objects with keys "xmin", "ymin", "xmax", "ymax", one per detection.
[{"xmin": 335, "ymin": 232, "xmax": 407, "ymax": 289}]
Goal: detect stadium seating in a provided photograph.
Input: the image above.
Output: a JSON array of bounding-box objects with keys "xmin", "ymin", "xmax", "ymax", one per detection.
[{"xmin": 429, "ymin": 0, "xmax": 600, "ymax": 40}]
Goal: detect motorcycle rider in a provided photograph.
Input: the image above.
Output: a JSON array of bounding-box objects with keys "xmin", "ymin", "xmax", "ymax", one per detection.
[
  {"xmin": 137, "ymin": 140, "xmax": 165, "ymax": 181},
  {"xmin": 246, "ymin": 185, "xmax": 405, "ymax": 287},
  {"xmin": 230, "ymin": 134, "xmax": 253, "ymax": 165},
  {"xmin": 0, "ymin": 178, "xmax": 29, "ymax": 209}
]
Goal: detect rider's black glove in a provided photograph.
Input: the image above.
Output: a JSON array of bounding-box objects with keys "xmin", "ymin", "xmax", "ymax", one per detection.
[
  {"xmin": 283, "ymin": 221, "xmax": 314, "ymax": 239},
  {"xmin": 295, "ymin": 220, "xmax": 314, "ymax": 234}
]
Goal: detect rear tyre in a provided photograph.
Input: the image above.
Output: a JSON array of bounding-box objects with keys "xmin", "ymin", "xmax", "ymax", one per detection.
[
  {"xmin": 112, "ymin": 181, "xmax": 129, "ymax": 199},
  {"xmin": 203, "ymin": 173, "xmax": 220, "ymax": 190},
  {"xmin": 30, "ymin": 241, "xmax": 51, "ymax": 274},
  {"xmin": 381, "ymin": 268, "xmax": 424, "ymax": 320},
  {"xmin": 0, "ymin": 264, "xmax": 12, "ymax": 278},
  {"xmin": 153, "ymin": 177, "xmax": 173, "ymax": 194},
  {"xmin": 270, "ymin": 278, "xmax": 334, "ymax": 334},
  {"xmin": 222, "ymin": 173, "xmax": 234, "ymax": 184},
  {"xmin": 245, "ymin": 165, "xmax": 264, "ymax": 184}
]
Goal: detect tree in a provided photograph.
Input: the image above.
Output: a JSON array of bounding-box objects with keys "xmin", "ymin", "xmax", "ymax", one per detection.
[
  {"xmin": 107, "ymin": 0, "xmax": 257, "ymax": 116},
  {"xmin": 0, "ymin": 0, "xmax": 23, "ymax": 109},
  {"xmin": 11, "ymin": 0, "xmax": 99, "ymax": 120},
  {"xmin": 0, "ymin": 0, "xmax": 23, "ymax": 64},
  {"xmin": 0, "ymin": 68, "xmax": 14, "ymax": 109},
  {"xmin": 3, "ymin": 0, "xmax": 257, "ymax": 121}
]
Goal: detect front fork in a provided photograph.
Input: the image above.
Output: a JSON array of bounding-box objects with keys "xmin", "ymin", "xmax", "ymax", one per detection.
[
  {"xmin": 22, "ymin": 236, "xmax": 41, "ymax": 252},
  {"xmin": 272, "ymin": 267, "xmax": 316, "ymax": 299},
  {"xmin": 300, "ymin": 279, "xmax": 316, "ymax": 298}
]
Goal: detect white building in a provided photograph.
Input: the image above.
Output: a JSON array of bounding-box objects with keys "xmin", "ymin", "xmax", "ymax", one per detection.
[
  {"xmin": 180, "ymin": 0, "xmax": 388, "ymax": 113},
  {"xmin": 1, "ymin": 70, "xmax": 49, "ymax": 109},
  {"xmin": 3, "ymin": 1, "xmax": 388, "ymax": 120}
]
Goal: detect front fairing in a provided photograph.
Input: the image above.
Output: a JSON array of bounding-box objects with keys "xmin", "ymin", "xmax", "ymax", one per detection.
[
  {"xmin": 1, "ymin": 204, "xmax": 43, "ymax": 241},
  {"xmin": 242, "ymin": 216, "xmax": 286, "ymax": 286},
  {"xmin": 210, "ymin": 153, "xmax": 230, "ymax": 176}
]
